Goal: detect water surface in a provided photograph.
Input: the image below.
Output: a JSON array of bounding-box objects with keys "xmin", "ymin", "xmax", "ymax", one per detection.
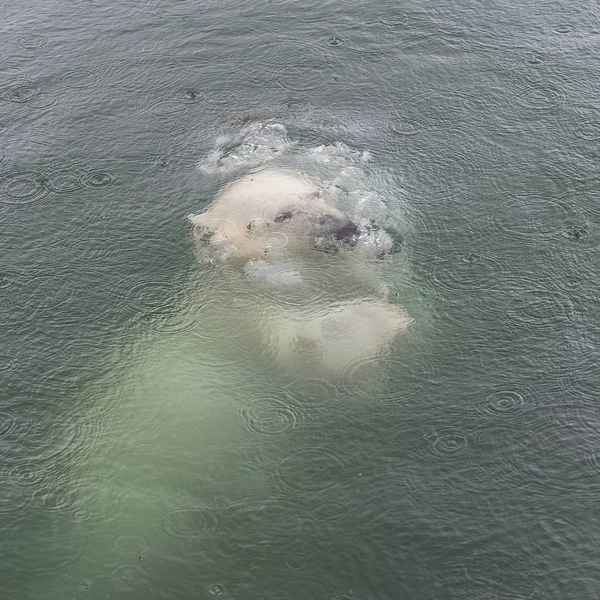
[{"xmin": 1, "ymin": 0, "xmax": 600, "ymax": 598}]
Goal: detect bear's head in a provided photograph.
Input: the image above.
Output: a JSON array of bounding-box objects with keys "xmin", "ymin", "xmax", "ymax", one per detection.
[{"xmin": 189, "ymin": 169, "xmax": 364, "ymax": 267}]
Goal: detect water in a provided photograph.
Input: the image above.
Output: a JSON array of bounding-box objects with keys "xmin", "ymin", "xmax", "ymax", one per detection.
[{"xmin": 1, "ymin": 0, "xmax": 600, "ymax": 597}]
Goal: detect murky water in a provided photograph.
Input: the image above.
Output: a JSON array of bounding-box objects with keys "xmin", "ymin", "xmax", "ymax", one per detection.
[{"xmin": 2, "ymin": 0, "xmax": 600, "ymax": 598}]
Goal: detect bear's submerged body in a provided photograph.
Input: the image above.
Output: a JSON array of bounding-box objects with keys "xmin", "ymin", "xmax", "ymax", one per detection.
[{"xmin": 189, "ymin": 168, "xmax": 412, "ymax": 374}]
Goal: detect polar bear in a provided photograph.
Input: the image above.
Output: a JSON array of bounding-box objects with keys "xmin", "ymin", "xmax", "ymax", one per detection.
[
  {"xmin": 189, "ymin": 170, "xmax": 361, "ymax": 266},
  {"xmin": 188, "ymin": 169, "xmax": 411, "ymax": 374}
]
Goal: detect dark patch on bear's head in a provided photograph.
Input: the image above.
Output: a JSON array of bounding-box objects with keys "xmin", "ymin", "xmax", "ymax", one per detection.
[
  {"xmin": 334, "ymin": 220, "xmax": 360, "ymax": 245},
  {"xmin": 313, "ymin": 214, "xmax": 361, "ymax": 252},
  {"xmin": 274, "ymin": 211, "xmax": 294, "ymax": 223},
  {"xmin": 271, "ymin": 209, "xmax": 361, "ymax": 251}
]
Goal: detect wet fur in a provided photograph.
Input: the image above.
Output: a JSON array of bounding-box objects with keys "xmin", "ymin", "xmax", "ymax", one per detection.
[{"xmin": 189, "ymin": 169, "xmax": 412, "ymax": 373}]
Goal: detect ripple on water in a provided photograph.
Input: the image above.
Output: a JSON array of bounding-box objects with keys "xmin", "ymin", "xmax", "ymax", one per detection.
[
  {"xmin": 428, "ymin": 252, "xmax": 503, "ymax": 293},
  {"xmin": 45, "ymin": 166, "xmax": 88, "ymax": 194},
  {"xmin": 386, "ymin": 113, "xmax": 427, "ymax": 137},
  {"xmin": 60, "ymin": 67, "xmax": 102, "ymax": 89},
  {"xmin": 552, "ymin": 23, "xmax": 575, "ymax": 34},
  {"xmin": 385, "ymin": 93, "xmax": 452, "ymax": 138},
  {"xmin": 206, "ymin": 583, "xmax": 226, "ymax": 597},
  {"xmin": 336, "ymin": 353, "xmax": 391, "ymax": 388},
  {"xmin": 274, "ymin": 446, "xmax": 352, "ymax": 493},
  {"xmin": 192, "ymin": 500, "xmax": 296, "ymax": 568},
  {"xmin": 502, "ymin": 285, "xmax": 575, "ymax": 331},
  {"xmin": 134, "ymin": 0, "xmax": 164, "ymax": 14},
  {"xmin": 524, "ymin": 50, "xmax": 549, "ymax": 67},
  {"xmin": 0, "ymin": 170, "xmax": 52, "ymax": 205},
  {"xmin": 0, "ymin": 468, "xmax": 31, "ymax": 516},
  {"xmin": 191, "ymin": 216, "xmax": 240, "ymax": 243},
  {"xmin": 17, "ymin": 403, "xmax": 105, "ymax": 477},
  {"xmin": 132, "ymin": 304, "xmax": 197, "ymax": 336},
  {"xmin": 0, "ymin": 411, "xmax": 17, "ymax": 439},
  {"xmin": 205, "ymin": 88, "xmax": 240, "ymax": 108},
  {"xmin": 18, "ymin": 35, "xmax": 48, "ymax": 49},
  {"xmin": 417, "ymin": 427, "xmax": 474, "ymax": 463},
  {"xmin": 432, "ymin": 433, "xmax": 469, "ymax": 458},
  {"xmin": 0, "ymin": 76, "xmax": 57, "ymax": 109},
  {"xmin": 304, "ymin": 491, "xmax": 352, "ymax": 524},
  {"xmin": 15, "ymin": 522, "xmax": 87, "ymax": 582},
  {"xmin": 0, "ymin": 163, "xmax": 112, "ymax": 203},
  {"xmin": 246, "ymin": 34, "xmax": 325, "ymax": 74},
  {"xmin": 552, "ymin": 336, "xmax": 600, "ymax": 404},
  {"xmin": 283, "ymin": 377, "xmax": 341, "ymax": 416},
  {"xmin": 188, "ymin": 293, "xmax": 264, "ymax": 350},
  {"xmin": 7, "ymin": 462, "xmax": 51, "ymax": 495},
  {"xmin": 261, "ymin": 231, "xmax": 290, "ymax": 251},
  {"xmin": 372, "ymin": 342, "xmax": 441, "ymax": 405},
  {"xmin": 325, "ymin": 35, "xmax": 345, "ymax": 47},
  {"xmin": 377, "ymin": 13, "xmax": 408, "ymax": 27},
  {"xmin": 240, "ymin": 395, "xmax": 300, "ymax": 438},
  {"xmin": 111, "ymin": 535, "xmax": 148, "ymax": 559},
  {"xmin": 65, "ymin": 470, "xmax": 127, "ymax": 525},
  {"xmin": 282, "ymin": 96, "xmax": 312, "ymax": 112},
  {"xmin": 6, "ymin": 270, "xmax": 77, "ymax": 314},
  {"xmin": 149, "ymin": 99, "xmax": 189, "ymax": 118},
  {"xmin": 78, "ymin": 579, "xmax": 93, "ymax": 592},
  {"xmin": 174, "ymin": 88, "xmax": 206, "ymax": 104},
  {"xmin": 560, "ymin": 222, "xmax": 599, "ymax": 248},
  {"xmin": 111, "ymin": 564, "xmax": 149, "ymax": 592},
  {"xmin": 32, "ymin": 481, "xmax": 80, "ymax": 516},
  {"xmin": 341, "ymin": 29, "xmax": 390, "ymax": 66},
  {"xmin": 571, "ymin": 115, "xmax": 600, "ymax": 144},
  {"xmin": 0, "ymin": 347, "xmax": 17, "ymax": 372},
  {"xmin": 285, "ymin": 551, "xmax": 308, "ymax": 570},
  {"xmin": 488, "ymin": 164, "xmax": 568, "ymax": 200},
  {"xmin": 462, "ymin": 86, "xmax": 525, "ymax": 135},
  {"xmin": 273, "ymin": 61, "xmax": 339, "ymax": 93},
  {"xmin": 472, "ymin": 383, "xmax": 536, "ymax": 419},
  {"xmin": 481, "ymin": 410, "xmax": 586, "ymax": 497},
  {"xmin": 0, "ymin": 82, "xmax": 37, "ymax": 104},
  {"xmin": 512, "ymin": 77, "xmax": 567, "ymax": 111},
  {"xmin": 279, "ymin": 579, "xmax": 332, "ymax": 600},
  {"xmin": 162, "ymin": 505, "xmax": 220, "ymax": 541},
  {"xmin": 83, "ymin": 169, "xmax": 117, "ymax": 188},
  {"xmin": 584, "ymin": 437, "xmax": 600, "ymax": 477},
  {"xmin": 0, "ymin": 270, "xmax": 20, "ymax": 290},
  {"xmin": 460, "ymin": 547, "xmax": 531, "ymax": 597},
  {"xmin": 124, "ymin": 277, "xmax": 185, "ymax": 316},
  {"xmin": 486, "ymin": 194, "xmax": 581, "ymax": 239},
  {"xmin": 109, "ymin": 54, "xmax": 190, "ymax": 93}
]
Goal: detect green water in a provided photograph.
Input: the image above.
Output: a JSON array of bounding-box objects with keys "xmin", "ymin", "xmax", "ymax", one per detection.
[{"xmin": 2, "ymin": 0, "xmax": 600, "ymax": 598}]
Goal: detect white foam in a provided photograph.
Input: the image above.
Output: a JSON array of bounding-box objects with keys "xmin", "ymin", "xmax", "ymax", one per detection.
[
  {"xmin": 198, "ymin": 123, "xmax": 295, "ymax": 176},
  {"xmin": 244, "ymin": 259, "xmax": 303, "ymax": 286}
]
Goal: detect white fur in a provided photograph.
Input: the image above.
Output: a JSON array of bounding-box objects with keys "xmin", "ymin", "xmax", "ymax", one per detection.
[{"xmin": 189, "ymin": 169, "xmax": 411, "ymax": 373}]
